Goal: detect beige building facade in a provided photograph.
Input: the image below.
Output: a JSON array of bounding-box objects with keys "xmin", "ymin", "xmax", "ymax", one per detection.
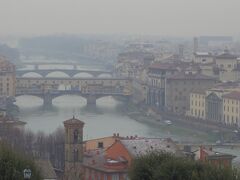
[
  {"xmin": 222, "ymin": 91, "xmax": 240, "ymax": 126},
  {"xmin": 215, "ymin": 50, "xmax": 239, "ymax": 82},
  {"xmin": 166, "ymin": 71, "xmax": 216, "ymax": 114},
  {"xmin": 188, "ymin": 91, "xmax": 206, "ymax": 119},
  {"xmin": 0, "ymin": 56, "xmax": 16, "ymax": 97}
]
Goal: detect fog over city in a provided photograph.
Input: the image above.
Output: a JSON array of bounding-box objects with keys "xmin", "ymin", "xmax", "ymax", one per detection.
[
  {"xmin": 1, "ymin": 0, "xmax": 240, "ymax": 179},
  {"xmin": 0, "ymin": 0, "xmax": 239, "ymax": 37}
]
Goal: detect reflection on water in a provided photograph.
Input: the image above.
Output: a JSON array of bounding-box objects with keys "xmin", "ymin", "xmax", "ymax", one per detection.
[
  {"xmin": 16, "ymin": 95, "xmax": 203, "ymax": 141},
  {"xmin": 15, "ymin": 96, "xmax": 153, "ymax": 140}
]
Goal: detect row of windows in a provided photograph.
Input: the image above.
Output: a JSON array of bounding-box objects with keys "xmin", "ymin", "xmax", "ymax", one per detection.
[
  {"xmin": 224, "ymin": 115, "xmax": 238, "ymax": 125},
  {"xmin": 173, "ymin": 81, "xmax": 202, "ymax": 85},
  {"xmin": 223, "ymin": 106, "xmax": 239, "ymax": 114},
  {"xmin": 224, "ymin": 99, "xmax": 239, "ymax": 105},
  {"xmin": 219, "ymin": 64, "xmax": 236, "ymax": 69},
  {"xmin": 191, "ymin": 94, "xmax": 205, "ymax": 99},
  {"xmin": 191, "ymin": 109, "xmax": 205, "ymax": 117},
  {"xmin": 191, "ymin": 100, "xmax": 204, "ymax": 107}
]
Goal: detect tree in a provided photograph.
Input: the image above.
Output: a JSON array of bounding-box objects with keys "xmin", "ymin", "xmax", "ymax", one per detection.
[
  {"xmin": 129, "ymin": 152, "xmax": 240, "ymax": 180},
  {"xmin": 0, "ymin": 142, "xmax": 42, "ymax": 180}
]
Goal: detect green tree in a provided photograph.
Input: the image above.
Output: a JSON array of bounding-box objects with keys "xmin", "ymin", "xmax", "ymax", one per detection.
[
  {"xmin": 129, "ymin": 152, "xmax": 240, "ymax": 180},
  {"xmin": 0, "ymin": 142, "xmax": 42, "ymax": 180}
]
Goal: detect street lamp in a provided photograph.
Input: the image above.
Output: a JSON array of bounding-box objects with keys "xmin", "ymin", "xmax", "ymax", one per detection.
[{"xmin": 23, "ymin": 168, "xmax": 31, "ymax": 180}]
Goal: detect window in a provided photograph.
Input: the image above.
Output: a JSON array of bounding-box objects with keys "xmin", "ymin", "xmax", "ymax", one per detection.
[
  {"xmin": 112, "ymin": 174, "xmax": 119, "ymax": 180},
  {"xmin": 228, "ymin": 64, "xmax": 231, "ymax": 68},
  {"xmin": 98, "ymin": 142, "xmax": 104, "ymax": 149},
  {"xmin": 123, "ymin": 174, "xmax": 130, "ymax": 180},
  {"xmin": 73, "ymin": 129, "xmax": 79, "ymax": 143},
  {"xmin": 104, "ymin": 175, "xmax": 108, "ymax": 180}
]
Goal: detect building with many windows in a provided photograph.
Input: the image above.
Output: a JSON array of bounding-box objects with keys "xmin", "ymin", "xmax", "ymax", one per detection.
[
  {"xmin": 147, "ymin": 62, "xmax": 178, "ymax": 109},
  {"xmin": 215, "ymin": 49, "xmax": 239, "ymax": 82},
  {"xmin": 222, "ymin": 91, "xmax": 240, "ymax": 126},
  {"xmin": 0, "ymin": 56, "xmax": 16, "ymax": 97},
  {"xmin": 188, "ymin": 90, "xmax": 206, "ymax": 119},
  {"xmin": 166, "ymin": 71, "xmax": 216, "ymax": 114}
]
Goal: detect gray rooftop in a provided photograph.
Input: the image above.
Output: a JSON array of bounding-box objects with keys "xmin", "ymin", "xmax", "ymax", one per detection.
[{"xmin": 120, "ymin": 138, "xmax": 180, "ymax": 157}]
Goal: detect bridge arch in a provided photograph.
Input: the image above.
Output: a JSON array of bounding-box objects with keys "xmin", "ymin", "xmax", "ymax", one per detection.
[
  {"xmin": 21, "ymin": 72, "xmax": 43, "ymax": 78},
  {"xmin": 73, "ymin": 72, "xmax": 94, "ymax": 78},
  {"xmin": 45, "ymin": 71, "xmax": 70, "ymax": 78},
  {"xmin": 15, "ymin": 95, "xmax": 44, "ymax": 106}
]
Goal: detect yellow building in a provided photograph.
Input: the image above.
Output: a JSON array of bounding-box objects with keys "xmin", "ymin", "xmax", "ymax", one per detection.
[
  {"xmin": 222, "ymin": 91, "xmax": 240, "ymax": 126},
  {"xmin": 188, "ymin": 90, "xmax": 206, "ymax": 119},
  {"xmin": 0, "ymin": 56, "xmax": 16, "ymax": 97}
]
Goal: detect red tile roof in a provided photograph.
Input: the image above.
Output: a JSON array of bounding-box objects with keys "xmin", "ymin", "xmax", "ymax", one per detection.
[
  {"xmin": 149, "ymin": 63, "xmax": 177, "ymax": 70},
  {"xmin": 222, "ymin": 91, "xmax": 240, "ymax": 100}
]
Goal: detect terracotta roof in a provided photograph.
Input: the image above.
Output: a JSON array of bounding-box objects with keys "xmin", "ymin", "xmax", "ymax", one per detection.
[
  {"xmin": 167, "ymin": 72, "xmax": 216, "ymax": 80},
  {"xmin": 222, "ymin": 91, "xmax": 240, "ymax": 100},
  {"xmin": 200, "ymin": 147, "xmax": 236, "ymax": 160},
  {"xmin": 83, "ymin": 149, "xmax": 128, "ymax": 173},
  {"xmin": 63, "ymin": 116, "xmax": 84, "ymax": 126}
]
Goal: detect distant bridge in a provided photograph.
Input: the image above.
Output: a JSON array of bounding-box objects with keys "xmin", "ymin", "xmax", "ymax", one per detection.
[
  {"xmin": 16, "ymin": 68, "xmax": 113, "ymax": 78},
  {"xmin": 16, "ymin": 77, "xmax": 132, "ymax": 106}
]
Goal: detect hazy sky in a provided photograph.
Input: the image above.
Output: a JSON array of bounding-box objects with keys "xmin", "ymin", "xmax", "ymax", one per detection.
[{"xmin": 0, "ymin": 0, "xmax": 239, "ymax": 37}]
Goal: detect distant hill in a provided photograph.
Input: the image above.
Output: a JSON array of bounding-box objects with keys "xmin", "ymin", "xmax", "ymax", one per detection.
[{"xmin": 0, "ymin": 43, "xmax": 20, "ymax": 64}]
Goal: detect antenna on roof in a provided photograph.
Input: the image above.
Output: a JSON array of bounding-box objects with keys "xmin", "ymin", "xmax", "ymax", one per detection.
[{"xmin": 72, "ymin": 109, "xmax": 76, "ymax": 119}]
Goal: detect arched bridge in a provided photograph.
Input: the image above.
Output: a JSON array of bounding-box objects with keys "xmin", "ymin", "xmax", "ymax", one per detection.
[
  {"xmin": 16, "ymin": 77, "xmax": 132, "ymax": 106},
  {"xmin": 16, "ymin": 68, "xmax": 113, "ymax": 78}
]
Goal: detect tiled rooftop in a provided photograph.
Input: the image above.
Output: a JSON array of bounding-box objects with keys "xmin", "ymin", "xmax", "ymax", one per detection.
[
  {"xmin": 120, "ymin": 138, "xmax": 179, "ymax": 157},
  {"xmin": 222, "ymin": 91, "xmax": 240, "ymax": 100}
]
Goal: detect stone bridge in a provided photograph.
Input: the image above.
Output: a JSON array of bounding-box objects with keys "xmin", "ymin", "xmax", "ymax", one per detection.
[
  {"xmin": 16, "ymin": 68, "xmax": 113, "ymax": 78},
  {"xmin": 16, "ymin": 77, "xmax": 132, "ymax": 106}
]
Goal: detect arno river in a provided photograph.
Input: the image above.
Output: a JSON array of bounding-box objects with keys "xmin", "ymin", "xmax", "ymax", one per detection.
[
  {"xmin": 15, "ymin": 68, "xmax": 240, "ymax": 164},
  {"xmin": 13, "ymin": 66, "xmax": 227, "ymax": 142}
]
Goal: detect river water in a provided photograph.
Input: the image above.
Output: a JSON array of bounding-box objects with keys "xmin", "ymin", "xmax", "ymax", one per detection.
[{"xmin": 15, "ymin": 66, "xmax": 213, "ymax": 142}]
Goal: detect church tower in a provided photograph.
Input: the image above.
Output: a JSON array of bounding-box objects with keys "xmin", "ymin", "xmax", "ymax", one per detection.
[{"xmin": 64, "ymin": 116, "xmax": 84, "ymax": 180}]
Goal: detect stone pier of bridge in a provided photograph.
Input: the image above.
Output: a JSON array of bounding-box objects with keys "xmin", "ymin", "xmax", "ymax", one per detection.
[
  {"xmin": 86, "ymin": 95, "xmax": 97, "ymax": 107},
  {"xmin": 43, "ymin": 93, "xmax": 53, "ymax": 106}
]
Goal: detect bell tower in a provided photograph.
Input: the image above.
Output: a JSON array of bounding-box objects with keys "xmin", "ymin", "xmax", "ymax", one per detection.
[{"xmin": 64, "ymin": 116, "xmax": 84, "ymax": 180}]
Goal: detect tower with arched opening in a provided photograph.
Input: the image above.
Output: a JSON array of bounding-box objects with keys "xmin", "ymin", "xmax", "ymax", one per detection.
[{"xmin": 64, "ymin": 116, "xmax": 84, "ymax": 180}]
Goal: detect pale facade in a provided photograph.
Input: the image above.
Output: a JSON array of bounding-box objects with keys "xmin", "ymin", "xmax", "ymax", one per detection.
[
  {"xmin": 193, "ymin": 52, "xmax": 214, "ymax": 64},
  {"xmin": 189, "ymin": 91, "xmax": 206, "ymax": 119},
  {"xmin": 215, "ymin": 50, "xmax": 239, "ymax": 82},
  {"xmin": 222, "ymin": 91, "xmax": 240, "ymax": 126},
  {"xmin": 147, "ymin": 62, "xmax": 178, "ymax": 109},
  {"xmin": 0, "ymin": 56, "xmax": 16, "ymax": 97},
  {"xmin": 166, "ymin": 72, "xmax": 216, "ymax": 114}
]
